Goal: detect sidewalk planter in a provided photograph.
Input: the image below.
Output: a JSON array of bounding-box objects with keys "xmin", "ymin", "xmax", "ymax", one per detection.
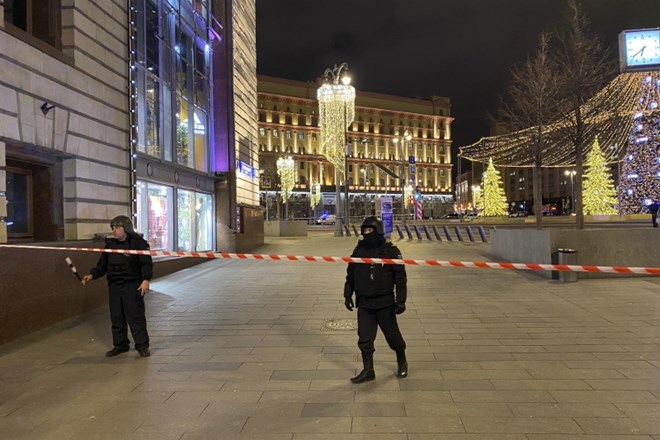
[
  {"xmin": 264, "ymin": 220, "xmax": 308, "ymax": 237},
  {"xmin": 491, "ymin": 228, "xmax": 660, "ymax": 279}
]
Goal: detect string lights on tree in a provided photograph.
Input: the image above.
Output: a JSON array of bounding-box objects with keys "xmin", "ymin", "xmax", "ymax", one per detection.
[
  {"xmin": 482, "ymin": 158, "xmax": 508, "ymax": 216},
  {"xmin": 460, "ymin": 72, "xmax": 649, "ymax": 167},
  {"xmin": 276, "ymin": 156, "xmax": 295, "ymax": 218},
  {"xmin": 583, "ymin": 137, "xmax": 618, "ymax": 215},
  {"xmin": 618, "ymin": 72, "xmax": 660, "ymax": 214}
]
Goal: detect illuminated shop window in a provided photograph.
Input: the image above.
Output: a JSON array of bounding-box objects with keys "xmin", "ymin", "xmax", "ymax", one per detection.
[
  {"xmin": 177, "ymin": 190, "xmax": 213, "ymax": 251},
  {"xmin": 136, "ymin": 181, "xmax": 173, "ymax": 250}
]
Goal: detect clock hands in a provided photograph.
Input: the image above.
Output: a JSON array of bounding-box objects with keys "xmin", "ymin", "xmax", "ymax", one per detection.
[{"xmin": 632, "ymin": 46, "xmax": 646, "ymax": 58}]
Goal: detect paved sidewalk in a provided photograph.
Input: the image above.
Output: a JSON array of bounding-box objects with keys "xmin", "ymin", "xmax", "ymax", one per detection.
[{"xmin": 2, "ymin": 231, "xmax": 660, "ymax": 439}]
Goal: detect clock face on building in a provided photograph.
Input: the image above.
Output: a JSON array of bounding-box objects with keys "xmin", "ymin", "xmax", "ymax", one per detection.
[{"xmin": 620, "ymin": 29, "xmax": 660, "ymax": 71}]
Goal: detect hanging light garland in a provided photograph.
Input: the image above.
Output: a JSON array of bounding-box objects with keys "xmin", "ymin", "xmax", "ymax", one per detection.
[
  {"xmin": 460, "ymin": 71, "xmax": 652, "ymax": 167},
  {"xmin": 276, "ymin": 156, "xmax": 295, "ymax": 201},
  {"xmin": 317, "ymin": 64, "xmax": 355, "ymax": 173}
]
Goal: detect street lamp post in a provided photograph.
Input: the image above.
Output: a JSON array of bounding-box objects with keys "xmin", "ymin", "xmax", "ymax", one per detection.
[
  {"xmin": 317, "ymin": 63, "xmax": 356, "ymax": 237},
  {"xmin": 393, "ymin": 131, "xmax": 412, "ymax": 224},
  {"xmin": 361, "ymin": 166, "xmax": 370, "ymax": 217}
]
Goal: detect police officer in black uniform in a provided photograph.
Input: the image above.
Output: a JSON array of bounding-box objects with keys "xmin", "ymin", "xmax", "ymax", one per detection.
[
  {"xmin": 82, "ymin": 215, "xmax": 153, "ymax": 357},
  {"xmin": 344, "ymin": 216, "xmax": 408, "ymax": 383}
]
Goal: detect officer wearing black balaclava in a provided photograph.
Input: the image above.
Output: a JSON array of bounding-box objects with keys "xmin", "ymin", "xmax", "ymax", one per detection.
[
  {"xmin": 344, "ymin": 216, "xmax": 408, "ymax": 383},
  {"xmin": 82, "ymin": 215, "xmax": 153, "ymax": 358}
]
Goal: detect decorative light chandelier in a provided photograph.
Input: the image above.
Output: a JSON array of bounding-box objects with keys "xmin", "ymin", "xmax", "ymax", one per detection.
[
  {"xmin": 317, "ymin": 63, "xmax": 356, "ymax": 172},
  {"xmin": 276, "ymin": 156, "xmax": 295, "ymax": 200}
]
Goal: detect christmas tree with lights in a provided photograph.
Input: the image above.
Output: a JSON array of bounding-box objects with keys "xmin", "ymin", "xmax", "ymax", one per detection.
[
  {"xmin": 482, "ymin": 158, "xmax": 509, "ymax": 216},
  {"xmin": 618, "ymin": 72, "xmax": 660, "ymax": 214},
  {"xmin": 583, "ymin": 137, "xmax": 618, "ymax": 215}
]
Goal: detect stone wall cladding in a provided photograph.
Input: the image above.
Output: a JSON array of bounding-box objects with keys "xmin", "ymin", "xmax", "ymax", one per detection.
[{"xmin": 0, "ymin": 1, "xmax": 130, "ymax": 242}]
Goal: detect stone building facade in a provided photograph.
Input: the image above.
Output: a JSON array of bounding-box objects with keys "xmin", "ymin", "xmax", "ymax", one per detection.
[{"xmin": 0, "ymin": 0, "xmax": 260, "ymax": 251}]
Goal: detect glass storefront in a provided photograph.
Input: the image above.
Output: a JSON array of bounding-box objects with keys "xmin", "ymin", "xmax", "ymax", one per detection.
[
  {"xmin": 137, "ymin": 180, "xmax": 213, "ymax": 251},
  {"xmin": 177, "ymin": 190, "xmax": 213, "ymax": 251},
  {"xmin": 135, "ymin": 0, "xmax": 209, "ymax": 172},
  {"xmin": 132, "ymin": 0, "xmax": 215, "ymax": 252},
  {"xmin": 136, "ymin": 182, "xmax": 173, "ymax": 250}
]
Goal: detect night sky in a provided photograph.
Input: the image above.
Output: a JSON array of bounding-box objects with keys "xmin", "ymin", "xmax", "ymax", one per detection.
[{"xmin": 256, "ymin": 0, "xmax": 660, "ymax": 149}]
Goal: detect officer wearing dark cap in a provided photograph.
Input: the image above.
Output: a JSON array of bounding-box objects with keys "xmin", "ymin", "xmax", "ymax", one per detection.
[
  {"xmin": 82, "ymin": 215, "xmax": 153, "ymax": 357},
  {"xmin": 344, "ymin": 216, "xmax": 408, "ymax": 383}
]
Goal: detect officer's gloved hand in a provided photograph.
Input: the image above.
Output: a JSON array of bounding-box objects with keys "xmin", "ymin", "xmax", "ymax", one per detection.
[
  {"xmin": 344, "ymin": 297, "xmax": 354, "ymax": 311},
  {"xmin": 395, "ymin": 303, "xmax": 406, "ymax": 315}
]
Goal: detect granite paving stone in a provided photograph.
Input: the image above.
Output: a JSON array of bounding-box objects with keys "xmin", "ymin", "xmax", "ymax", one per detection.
[{"xmin": 1, "ymin": 232, "xmax": 659, "ymax": 439}]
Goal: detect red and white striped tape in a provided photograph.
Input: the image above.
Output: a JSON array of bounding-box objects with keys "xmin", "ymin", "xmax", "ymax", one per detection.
[{"xmin": 1, "ymin": 244, "xmax": 660, "ymax": 275}]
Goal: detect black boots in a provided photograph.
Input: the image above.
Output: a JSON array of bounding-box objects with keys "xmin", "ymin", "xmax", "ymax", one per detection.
[
  {"xmin": 351, "ymin": 369, "xmax": 376, "ymax": 383},
  {"xmin": 396, "ymin": 361, "xmax": 408, "ymax": 378},
  {"xmin": 396, "ymin": 350, "xmax": 408, "ymax": 378},
  {"xmin": 351, "ymin": 353, "xmax": 409, "ymax": 383},
  {"xmin": 352, "ymin": 355, "xmax": 375, "ymax": 384},
  {"xmin": 105, "ymin": 346, "xmax": 129, "ymax": 357}
]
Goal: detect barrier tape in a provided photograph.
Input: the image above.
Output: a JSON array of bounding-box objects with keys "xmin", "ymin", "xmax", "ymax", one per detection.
[{"xmin": 2, "ymin": 244, "xmax": 660, "ymax": 275}]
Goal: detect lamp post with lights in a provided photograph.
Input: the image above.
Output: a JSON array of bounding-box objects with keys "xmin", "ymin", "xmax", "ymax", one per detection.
[
  {"xmin": 392, "ymin": 131, "xmax": 412, "ymax": 223},
  {"xmin": 317, "ymin": 63, "xmax": 356, "ymax": 236}
]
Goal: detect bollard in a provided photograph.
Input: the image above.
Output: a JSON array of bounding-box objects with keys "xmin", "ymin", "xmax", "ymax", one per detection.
[
  {"xmin": 558, "ymin": 248, "xmax": 578, "ymax": 282},
  {"xmin": 423, "ymin": 225, "xmax": 432, "ymax": 241}
]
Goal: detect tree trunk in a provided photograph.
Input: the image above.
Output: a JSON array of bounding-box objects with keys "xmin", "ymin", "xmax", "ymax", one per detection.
[{"xmin": 575, "ymin": 107, "xmax": 584, "ymax": 229}]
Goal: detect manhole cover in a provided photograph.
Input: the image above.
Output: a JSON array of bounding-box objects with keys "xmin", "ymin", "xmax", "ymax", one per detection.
[{"xmin": 322, "ymin": 319, "xmax": 357, "ymax": 331}]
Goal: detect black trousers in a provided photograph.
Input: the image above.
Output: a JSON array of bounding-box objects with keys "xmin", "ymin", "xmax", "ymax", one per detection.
[
  {"xmin": 357, "ymin": 305, "xmax": 406, "ymax": 358},
  {"xmin": 108, "ymin": 280, "xmax": 149, "ymax": 350},
  {"xmin": 652, "ymin": 213, "xmax": 658, "ymax": 228}
]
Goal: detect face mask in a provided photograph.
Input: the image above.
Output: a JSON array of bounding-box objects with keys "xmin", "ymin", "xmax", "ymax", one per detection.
[{"xmin": 362, "ymin": 232, "xmax": 384, "ymax": 247}]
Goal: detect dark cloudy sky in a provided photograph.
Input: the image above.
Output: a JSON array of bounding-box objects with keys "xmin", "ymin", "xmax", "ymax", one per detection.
[{"xmin": 256, "ymin": 0, "xmax": 660, "ymax": 149}]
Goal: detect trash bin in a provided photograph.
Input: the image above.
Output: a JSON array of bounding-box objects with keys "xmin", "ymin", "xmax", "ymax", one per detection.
[{"xmin": 558, "ymin": 248, "xmax": 578, "ymax": 282}]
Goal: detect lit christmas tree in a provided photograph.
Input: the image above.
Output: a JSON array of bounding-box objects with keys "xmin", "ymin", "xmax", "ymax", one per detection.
[
  {"xmin": 482, "ymin": 158, "xmax": 509, "ymax": 216},
  {"xmin": 583, "ymin": 137, "xmax": 618, "ymax": 215},
  {"xmin": 618, "ymin": 72, "xmax": 660, "ymax": 214}
]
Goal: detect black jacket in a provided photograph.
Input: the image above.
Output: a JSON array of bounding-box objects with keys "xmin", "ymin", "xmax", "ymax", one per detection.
[
  {"xmin": 90, "ymin": 233, "xmax": 153, "ymax": 285},
  {"xmin": 344, "ymin": 240, "xmax": 407, "ymax": 309}
]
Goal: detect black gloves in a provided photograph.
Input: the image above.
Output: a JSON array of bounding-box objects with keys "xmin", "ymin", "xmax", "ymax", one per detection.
[
  {"xmin": 395, "ymin": 303, "xmax": 406, "ymax": 315},
  {"xmin": 344, "ymin": 297, "xmax": 354, "ymax": 311}
]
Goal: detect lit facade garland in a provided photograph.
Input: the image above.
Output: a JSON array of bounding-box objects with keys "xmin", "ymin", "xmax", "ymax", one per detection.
[
  {"xmin": 276, "ymin": 156, "xmax": 295, "ymax": 201},
  {"xmin": 618, "ymin": 72, "xmax": 660, "ymax": 214},
  {"xmin": 317, "ymin": 69, "xmax": 355, "ymax": 172},
  {"xmin": 583, "ymin": 137, "xmax": 618, "ymax": 215}
]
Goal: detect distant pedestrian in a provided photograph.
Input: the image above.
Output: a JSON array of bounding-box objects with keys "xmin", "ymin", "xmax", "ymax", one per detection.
[
  {"xmin": 343, "ymin": 216, "xmax": 408, "ymax": 383},
  {"xmin": 649, "ymin": 200, "xmax": 660, "ymax": 228},
  {"xmin": 82, "ymin": 215, "xmax": 153, "ymax": 357}
]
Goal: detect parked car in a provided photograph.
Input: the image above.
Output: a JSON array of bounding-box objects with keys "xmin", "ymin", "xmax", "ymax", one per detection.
[
  {"xmin": 508, "ymin": 211, "xmax": 527, "ymax": 218},
  {"xmin": 315, "ymin": 214, "xmax": 336, "ymax": 225},
  {"xmin": 442, "ymin": 213, "xmax": 460, "ymax": 219}
]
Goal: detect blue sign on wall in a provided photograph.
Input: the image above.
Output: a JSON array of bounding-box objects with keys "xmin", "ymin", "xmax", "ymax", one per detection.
[{"xmin": 237, "ymin": 160, "xmax": 257, "ymax": 179}]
